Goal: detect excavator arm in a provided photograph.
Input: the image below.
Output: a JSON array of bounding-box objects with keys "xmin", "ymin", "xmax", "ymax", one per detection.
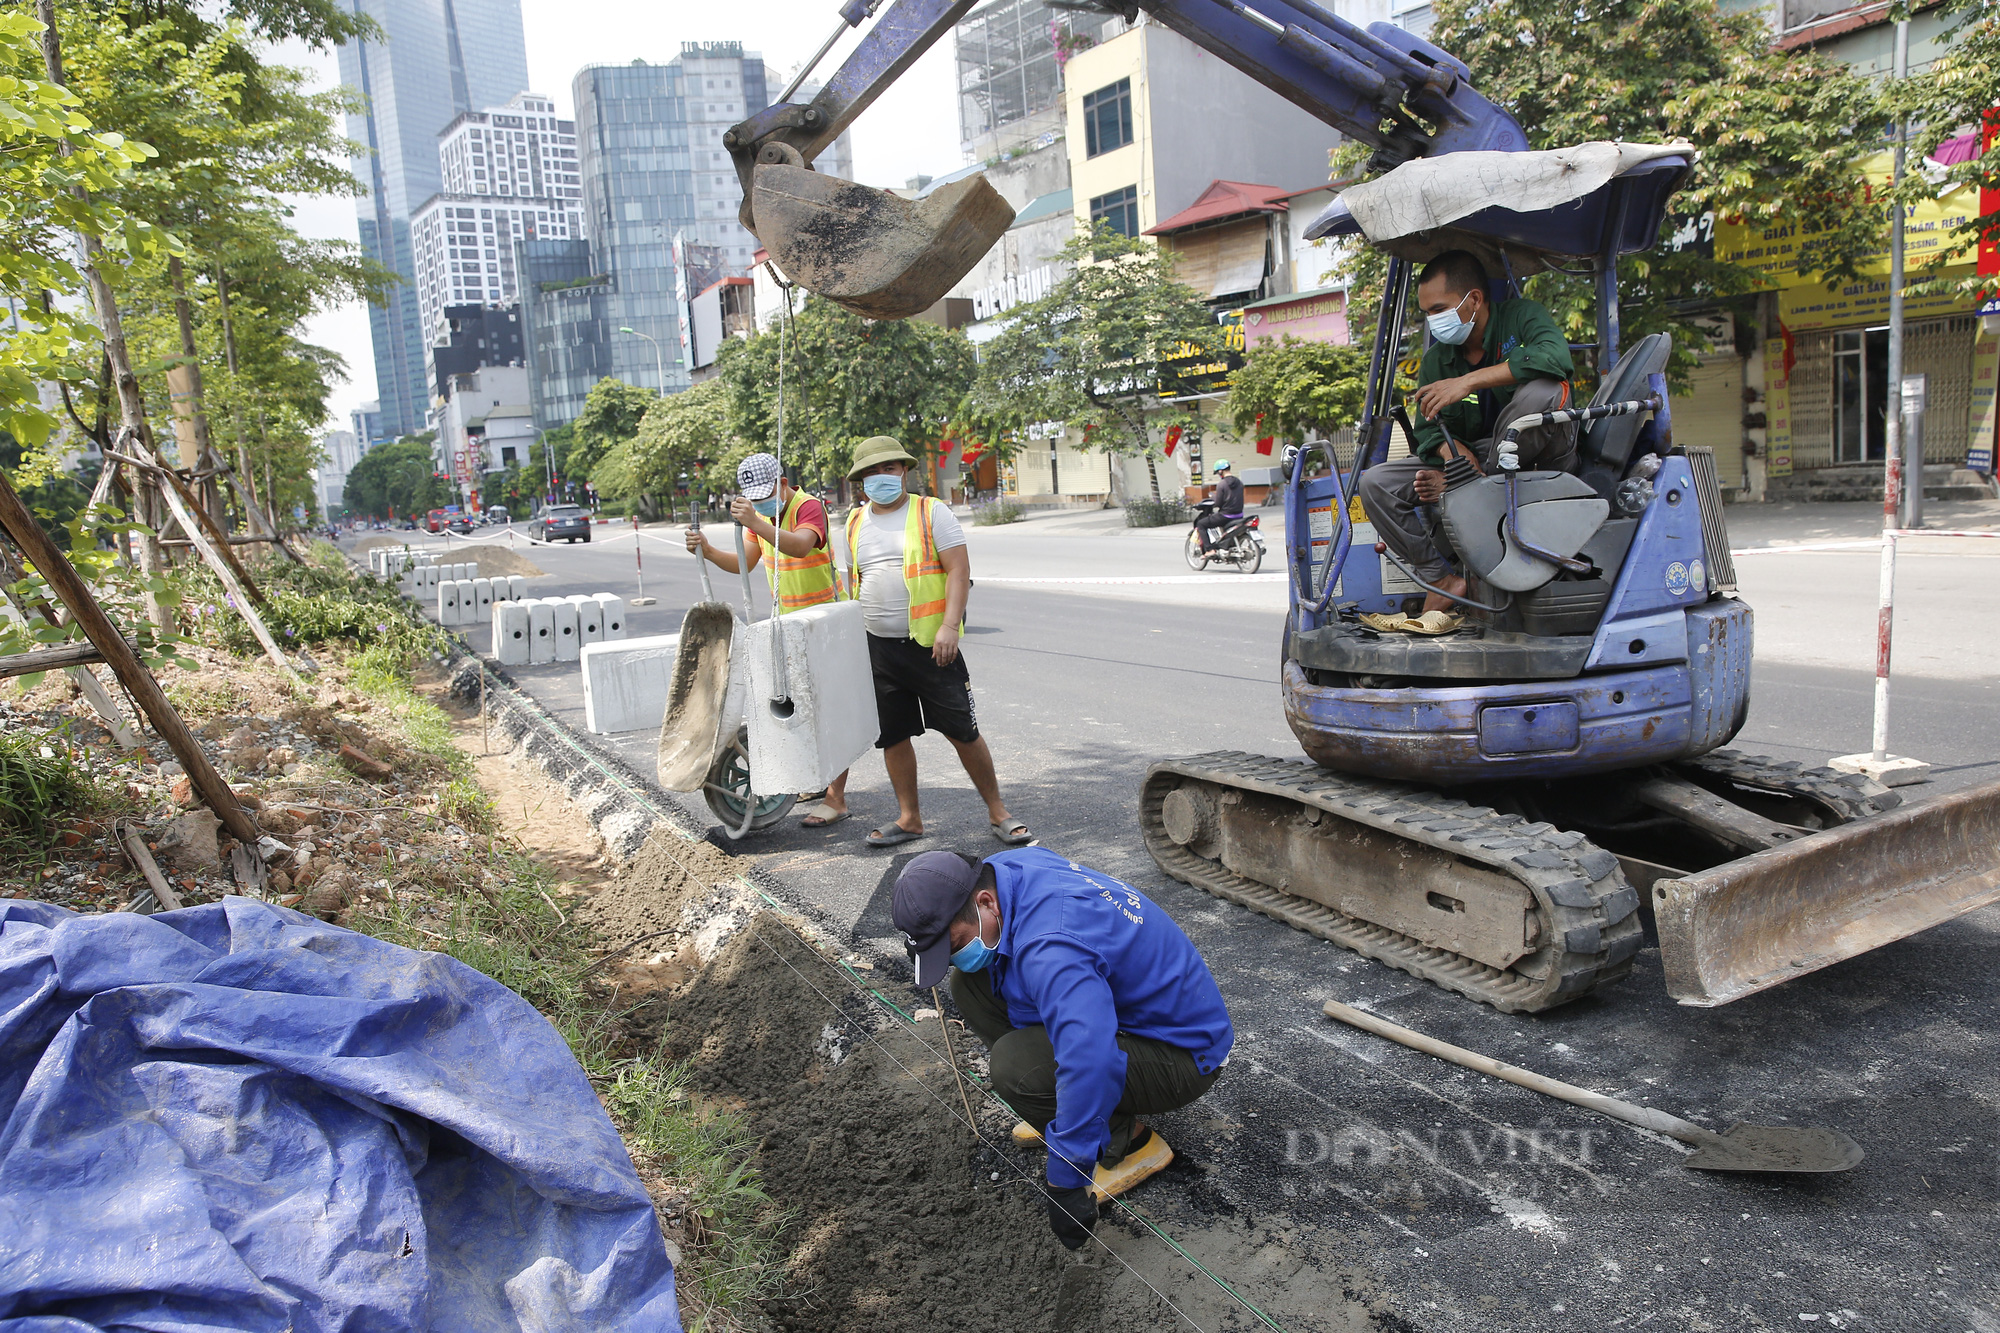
[{"xmin": 727, "ymin": 0, "xmax": 1526, "ymax": 318}]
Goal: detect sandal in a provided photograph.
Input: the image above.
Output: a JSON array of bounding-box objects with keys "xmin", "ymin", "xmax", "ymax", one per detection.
[
  {"xmin": 1401, "ymin": 610, "xmax": 1464, "ymax": 636},
  {"xmin": 799, "ymin": 802, "xmax": 849, "ymax": 828},
  {"xmin": 1359, "ymin": 612, "xmax": 1410, "ymax": 633},
  {"xmin": 866, "ymin": 824, "xmax": 925, "ymax": 848},
  {"xmin": 991, "ymin": 817, "xmax": 1033, "ymax": 846}
]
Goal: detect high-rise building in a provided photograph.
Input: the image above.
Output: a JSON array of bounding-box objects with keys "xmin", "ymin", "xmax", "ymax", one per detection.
[
  {"xmin": 410, "ymin": 93, "xmax": 585, "ymax": 350},
  {"xmin": 314, "ymin": 429, "xmax": 361, "ymax": 515},
  {"xmin": 519, "ymin": 238, "xmax": 612, "ymax": 428},
  {"xmin": 337, "ymin": 0, "xmax": 530, "ymax": 440},
  {"xmin": 956, "ymin": 0, "xmax": 1071, "ymax": 162},
  {"xmin": 350, "ymin": 401, "xmax": 387, "ymax": 450}
]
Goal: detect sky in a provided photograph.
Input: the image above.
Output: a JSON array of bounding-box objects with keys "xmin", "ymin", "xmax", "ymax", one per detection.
[{"xmin": 285, "ymin": 0, "xmax": 964, "ymax": 435}]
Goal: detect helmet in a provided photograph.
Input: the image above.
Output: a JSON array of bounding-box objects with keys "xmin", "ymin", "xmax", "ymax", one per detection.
[{"xmin": 1212, "ymin": 459, "xmax": 1232, "ymax": 473}]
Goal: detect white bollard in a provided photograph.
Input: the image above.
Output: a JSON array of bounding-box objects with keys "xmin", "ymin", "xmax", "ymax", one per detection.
[
  {"xmin": 527, "ymin": 600, "xmax": 556, "ymax": 664},
  {"xmin": 744, "ymin": 600, "xmax": 879, "ymax": 794},
  {"xmin": 592, "ymin": 592, "xmax": 628, "ymax": 640},
  {"xmin": 454, "ymin": 580, "xmax": 477, "ymax": 628},
  {"xmin": 569, "ymin": 593, "xmax": 604, "ymax": 645},
  {"xmin": 551, "ymin": 598, "xmax": 581, "ymax": 662},
  {"xmin": 493, "ymin": 601, "xmax": 531, "ymax": 665},
  {"xmin": 438, "ymin": 580, "xmax": 462, "ymax": 626},
  {"xmin": 473, "ymin": 577, "xmax": 495, "ymax": 622},
  {"xmin": 508, "ymin": 575, "xmax": 528, "ymax": 601}
]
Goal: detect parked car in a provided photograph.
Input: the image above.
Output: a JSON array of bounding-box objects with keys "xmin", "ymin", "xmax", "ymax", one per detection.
[{"xmin": 535, "ymin": 504, "xmax": 592, "ymax": 543}]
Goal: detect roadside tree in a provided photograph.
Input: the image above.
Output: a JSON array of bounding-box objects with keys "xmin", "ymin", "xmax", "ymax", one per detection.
[
  {"xmin": 975, "ymin": 225, "xmax": 1225, "ymax": 499},
  {"xmin": 1882, "ymin": 0, "xmax": 1998, "ymax": 297},
  {"xmin": 591, "ymin": 378, "xmax": 731, "ymax": 520},
  {"xmin": 1226, "ymin": 337, "xmax": 1369, "ymax": 451}
]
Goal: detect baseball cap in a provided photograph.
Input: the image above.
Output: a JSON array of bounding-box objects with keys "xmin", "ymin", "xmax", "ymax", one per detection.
[
  {"xmin": 737, "ymin": 452, "xmax": 782, "ymax": 501},
  {"xmin": 892, "ymin": 850, "xmax": 980, "ymax": 988}
]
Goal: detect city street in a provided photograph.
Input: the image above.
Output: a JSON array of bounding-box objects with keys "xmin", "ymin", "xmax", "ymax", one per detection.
[{"xmin": 362, "ymin": 496, "xmax": 2000, "ymax": 1330}]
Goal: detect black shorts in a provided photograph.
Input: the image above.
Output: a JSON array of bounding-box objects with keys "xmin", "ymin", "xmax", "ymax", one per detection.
[{"xmin": 868, "ymin": 633, "xmax": 979, "ymax": 749}]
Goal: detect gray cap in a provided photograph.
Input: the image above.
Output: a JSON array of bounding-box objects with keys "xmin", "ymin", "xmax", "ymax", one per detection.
[
  {"xmin": 737, "ymin": 452, "xmax": 782, "ymax": 501},
  {"xmin": 892, "ymin": 851, "xmax": 980, "ymax": 988}
]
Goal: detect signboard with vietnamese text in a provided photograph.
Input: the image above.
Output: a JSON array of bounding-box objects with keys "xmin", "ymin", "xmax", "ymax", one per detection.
[
  {"xmin": 1971, "ymin": 331, "xmax": 1998, "ymax": 475},
  {"xmin": 1715, "ymin": 151, "xmax": 1978, "ymax": 279},
  {"xmin": 1158, "ymin": 309, "xmax": 1245, "ymax": 397},
  {"xmin": 1777, "ymin": 273, "xmax": 1978, "ymax": 332},
  {"xmin": 1244, "ymin": 290, "xmax": 1349, "ymax": 347},
  {"xmin": 1765, "ymin": 379, "xmax": 1792, "ymax": 478}
]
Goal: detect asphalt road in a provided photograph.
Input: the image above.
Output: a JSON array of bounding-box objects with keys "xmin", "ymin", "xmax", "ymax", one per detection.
[{"xmin": 354, "ymin": 502, "xmax": 2000, "ymax": 1332}]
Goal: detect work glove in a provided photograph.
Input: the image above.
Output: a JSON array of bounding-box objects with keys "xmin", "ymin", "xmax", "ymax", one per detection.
[{"xmin": 1046, "ymin": 1185, "xmax": 1098, "ymax": 1250}]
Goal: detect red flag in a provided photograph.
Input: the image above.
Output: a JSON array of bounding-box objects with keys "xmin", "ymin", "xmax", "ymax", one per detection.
[
  {"xmin": 1254, "ymin": 413, "xmax": 1274, "ymax": 455},
  {"xmin": 1163, "ymin": 425, "xmax": 1182, "ymax": 456}
]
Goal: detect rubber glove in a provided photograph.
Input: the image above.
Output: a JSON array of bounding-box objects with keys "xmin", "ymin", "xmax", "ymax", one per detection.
[{"xmin": 1046, "ymin": 1185, "xmax": 1098, "ymax": 1250}]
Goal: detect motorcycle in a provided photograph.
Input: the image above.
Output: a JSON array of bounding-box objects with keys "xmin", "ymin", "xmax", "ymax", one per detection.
[{"xmin": 1184, "ymin": 501, "xmax": 1265, "ymax": 574}]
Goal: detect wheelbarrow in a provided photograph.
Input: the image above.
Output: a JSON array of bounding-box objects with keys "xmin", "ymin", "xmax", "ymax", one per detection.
[{"xmin": 656, "ymin": 519, "xmax": 796, "ymax": 838}]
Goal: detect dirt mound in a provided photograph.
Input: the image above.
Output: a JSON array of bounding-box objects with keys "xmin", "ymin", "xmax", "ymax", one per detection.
[{"xmin": 649, "ymin": 921, "xmax": 1150, "ymax": 1333}]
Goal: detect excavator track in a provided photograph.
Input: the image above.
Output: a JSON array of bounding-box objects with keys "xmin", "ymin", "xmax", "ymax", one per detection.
[
  {"xmin": 1141, "ymin": 752, "xmax": 1643, "ymax": 1013},
  {"xmin": 1675, "ymin": 749, "xmax": 1901, "ymax": 826}
]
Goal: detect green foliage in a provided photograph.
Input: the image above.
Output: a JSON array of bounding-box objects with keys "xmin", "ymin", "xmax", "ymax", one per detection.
[
  {"xmin": 1335, "ymin": 0, "xmax": 1884, "ymax": 388},
  {"xmin": 342, "ymin": 436, "xmax": 448, "ymax": 520},
  {"xmin": 1124, "ymin": 496, "xmax": 1191, "ymax": 528},
  {"xmin": 974, "ymin": 224, "xmax": 1224, "ymax": 462},
  {"xmin": 0, "ymin": 506, "xmax": 195, "ymax": 680},
  {"xmin": 175, "ymin": 557, "xmax": 449, "ymax": 661},
  {"xmin": 717, "ymin": 296, "xmax": 977, "ymax": 485},
  {"xmin": 569, "ymin": 379, "xmax": 661, "ymax": 484},
  {"xmin": 590, "ymin": 377, "xmax": 729, "ymax": 517},
  {"xmin": 0, "ymin": 9, "xmax": 177, "ymax": 458},
  {"xmin": 1227, "ymin": 337, "xmax": 1369, "ymax": 444},
  {"xmin": 1883, "ymin": 0, "xmax": 1999, "ymax": 296},
  {"xmin": 0, "ymin": 725, "xmax": 116, "ymax": 866}
]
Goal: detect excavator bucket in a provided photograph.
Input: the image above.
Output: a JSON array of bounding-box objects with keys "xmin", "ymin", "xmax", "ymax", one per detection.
[
  {"xmin": 1654, "ymin": 779, "xmax": 2000, "ymax": 1006},
  {"xmin": 656, "ymin": 603, "xmax": 743, "ymax": 792},
  {"xmin": 752, "ymin": 163, "xmax": 1014, "ymax": 321}
]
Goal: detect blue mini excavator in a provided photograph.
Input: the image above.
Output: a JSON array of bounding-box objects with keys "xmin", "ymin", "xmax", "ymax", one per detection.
[{"xmin": 723, "ymin": 0, "xmax": 2000, "ymax": 1012}]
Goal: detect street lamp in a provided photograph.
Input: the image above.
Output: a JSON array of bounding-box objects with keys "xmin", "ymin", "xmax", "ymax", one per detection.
[{"xmin": 618, "ymin": 326, "xmax": 667, "ymax": 397}]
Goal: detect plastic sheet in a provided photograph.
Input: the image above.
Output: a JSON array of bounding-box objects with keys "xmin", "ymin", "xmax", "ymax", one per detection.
[{"xmin": 0, "ymin": 898, "xmax": 680, "ymax": 1332}]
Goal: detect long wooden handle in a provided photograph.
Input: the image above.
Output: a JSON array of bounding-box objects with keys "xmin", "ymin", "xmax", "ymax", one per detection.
[{"xmin": 1321, "ymin": 1000, "xmax": 1714, "ymax": 1146}]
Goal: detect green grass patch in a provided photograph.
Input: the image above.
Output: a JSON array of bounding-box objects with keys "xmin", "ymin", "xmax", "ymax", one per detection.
[
  {"xmin": 354, "ymin": 859, "xmax": 787, "ymax": 1328},
  {"xmin": 0, "ymin": 726, "xmax": 123, "ymax": 866}
]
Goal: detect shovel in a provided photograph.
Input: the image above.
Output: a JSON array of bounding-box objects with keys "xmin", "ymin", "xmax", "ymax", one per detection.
[{"xmin": 1322, "ymin": 1000, "xmax": 1863, "ymax": 1173}]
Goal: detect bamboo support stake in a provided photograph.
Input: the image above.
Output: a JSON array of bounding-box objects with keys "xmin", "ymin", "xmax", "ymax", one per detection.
[
  {"xmin": 0, "ymin": 536, "xmax": 140, "ymax": 749},
  {"xmin": 119, "ymin": 820, "xmax": 182, "ymax": 911},
  {"xmin": 114, "ymin": 443, "xmax": 268, "ymax": 606},
  {"xmin": 129, "ymin": 442, "xmax": 301, "ymax": 685},
  {"xmin": 0, "ymin": 468, "xmax": 260, "ymax": 846}
]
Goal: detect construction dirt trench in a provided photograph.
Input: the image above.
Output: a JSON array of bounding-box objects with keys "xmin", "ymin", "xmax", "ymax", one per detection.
[{"xmin": 586, "ymin": 829, "xmax": 1367, "ymax": 1333}]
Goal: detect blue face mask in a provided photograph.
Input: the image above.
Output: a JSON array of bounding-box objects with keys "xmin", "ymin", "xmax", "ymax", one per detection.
[
  {"xmin": 863, "ymin": 474, "xmax": 906, "ymax": 505},
  {"xmin": 950, "ymin": 907, "xmax": 998, "ymax": 972},
  {"xmin": 1425, "ymin": 291, "xmax": 1476, "ymax": 347},
  {"xmin": 752, "ymin": 496, "xmax": 780, "ymax": 517}
]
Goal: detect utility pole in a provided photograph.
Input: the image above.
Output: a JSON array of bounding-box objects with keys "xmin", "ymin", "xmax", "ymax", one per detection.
[{"xmin": 1835, "ymin": 14, "xmax": 1930, "ymax": 787}]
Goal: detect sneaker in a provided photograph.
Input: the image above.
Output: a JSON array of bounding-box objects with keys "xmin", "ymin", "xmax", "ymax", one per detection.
[{"xmin": 1089, "ymin": 1125, "xmax": 1174, "ymax": 1202}]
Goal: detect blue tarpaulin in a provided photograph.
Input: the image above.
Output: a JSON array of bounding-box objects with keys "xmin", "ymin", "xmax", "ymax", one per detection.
[{"xmin": 0, "ymin": 898, "xmax": 681, "ymax": 1332}]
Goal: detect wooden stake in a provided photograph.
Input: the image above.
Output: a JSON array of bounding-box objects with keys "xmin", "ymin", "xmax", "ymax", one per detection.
[
  {"xmin": 0, "ymin": 638, "xmax": 118, "ymax": 679},
  {"xmin": 0, "ymin": 533, "xmax": 140, "ymax": 749},
  {"xmin": 118, "ymin": 820, "xmax": 182, "ymax": 911},
  {"xmin": 128, "ymin": 440, "xmax": 302, "ymax": 686},
  {"xmin": 113, "ymin": 443, "xmax": 268, "ymax": 605},
  {"xmin": 0, "ymin": 467, "xmax": 259, "ymax": 846}
]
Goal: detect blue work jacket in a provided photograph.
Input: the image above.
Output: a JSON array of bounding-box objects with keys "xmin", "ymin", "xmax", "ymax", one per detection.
[{"xmin": 983, "ymin": 847, "xmax": 1234, "ymax": 1189}]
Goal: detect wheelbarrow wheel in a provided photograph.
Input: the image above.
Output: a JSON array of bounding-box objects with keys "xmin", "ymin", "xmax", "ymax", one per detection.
[{"xmin": 703, "ymin": 728, "xmax": 797, "ymax": 833}]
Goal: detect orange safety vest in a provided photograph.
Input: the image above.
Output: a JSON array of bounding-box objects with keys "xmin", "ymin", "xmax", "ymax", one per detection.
[
  {"xmin": 756, "ymin": 487, "xmax": 839, "ymax": 613},
  {"xmin": 845, "ymin": 494, "xmax": 956, "ymax": 647}
]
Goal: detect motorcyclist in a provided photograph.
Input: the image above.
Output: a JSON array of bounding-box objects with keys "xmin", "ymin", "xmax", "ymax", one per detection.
[{"xmin": 1194, "ymin": 460, "xmax": 1244, "ymax": 553}]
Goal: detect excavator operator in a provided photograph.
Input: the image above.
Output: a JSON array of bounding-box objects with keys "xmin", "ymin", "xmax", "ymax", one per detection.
[{"xmin": 1355, "ymin": 249, "xmax": 1577, "ymax": 621}]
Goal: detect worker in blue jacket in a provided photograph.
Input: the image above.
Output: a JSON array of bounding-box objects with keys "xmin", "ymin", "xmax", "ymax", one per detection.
[{"xmin": 893, "ymin": 847, "xmax": 1233, "ymax": 1250}]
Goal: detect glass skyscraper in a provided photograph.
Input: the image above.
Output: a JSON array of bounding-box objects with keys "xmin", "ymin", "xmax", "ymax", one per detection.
[{"xmin": 337, "ymin": 0, "xmax": 531, "ymax": 440}]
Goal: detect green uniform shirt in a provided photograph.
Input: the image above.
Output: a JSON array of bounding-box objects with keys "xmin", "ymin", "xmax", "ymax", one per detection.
[{"xmin": 1411, "ymin": 297, "xmax": 1575, "ymax": 464}]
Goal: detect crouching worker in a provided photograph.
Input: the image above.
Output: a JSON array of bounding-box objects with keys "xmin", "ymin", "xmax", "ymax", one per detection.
[{"xmin": 893, "ymin": 847, "xmax": 1233, "ymax": 1250}]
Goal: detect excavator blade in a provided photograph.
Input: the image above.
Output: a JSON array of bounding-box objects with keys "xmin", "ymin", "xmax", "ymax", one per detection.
[
  {"xmin": 752, "ymin": 163, "xmax": 1014, "ymax": 321},
  {"xmin": 1654, "ymin": 779, "xmax": 2000, "ymax": 1006}
]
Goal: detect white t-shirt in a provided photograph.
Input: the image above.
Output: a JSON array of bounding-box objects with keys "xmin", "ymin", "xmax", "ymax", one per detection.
[{"xmin": 854, "ymin": 498, "xmax": 967, "ymax": 638}]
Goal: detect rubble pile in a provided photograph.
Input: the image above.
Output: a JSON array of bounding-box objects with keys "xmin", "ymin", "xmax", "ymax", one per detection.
[{"xmin": 0, "ymin": 644, "xmax": 491, "ymax": 921}]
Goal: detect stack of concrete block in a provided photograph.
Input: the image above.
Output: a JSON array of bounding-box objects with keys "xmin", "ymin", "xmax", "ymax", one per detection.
[{"xmin": 490, "ymin": 593, "xmax": 628, "ymax": 666}]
